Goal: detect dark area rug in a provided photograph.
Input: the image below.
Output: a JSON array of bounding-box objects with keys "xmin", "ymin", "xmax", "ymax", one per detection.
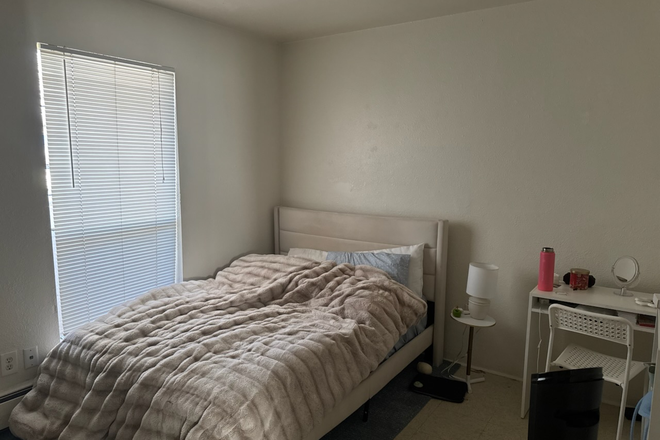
[
  {"xmin": 321, "ymin": 358, "xmax": 432, "ymax": 440},
  {"xmin": 0, "ymin": 428, "xmax": 18, "ymax": 440}
]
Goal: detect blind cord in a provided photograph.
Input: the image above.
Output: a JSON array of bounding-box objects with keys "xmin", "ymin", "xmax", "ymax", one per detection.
[
  {"xmin": 157, "ymin": 72, "xmax": 165, "ymax": 183},
  {"xmin": 65, "ymin": 55, "xmax": 92, "ymax": 323},
  {"xmin": 63, "ymin": 59, "xmax": 75, "ymax": 188},
  {"xmin": 113, "ymin": 62, "xmax": 128, "ymax": 302}
]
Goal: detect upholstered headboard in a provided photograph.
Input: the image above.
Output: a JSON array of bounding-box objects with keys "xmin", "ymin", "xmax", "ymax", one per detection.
[{"xmin": 273, "ymin": 206, "xmax": 448, "ymax": 364}]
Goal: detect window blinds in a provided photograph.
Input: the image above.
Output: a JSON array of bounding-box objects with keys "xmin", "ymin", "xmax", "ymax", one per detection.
[{"xmin": 37, "ymin": 44, "xmax": 181, "ymax": 336}]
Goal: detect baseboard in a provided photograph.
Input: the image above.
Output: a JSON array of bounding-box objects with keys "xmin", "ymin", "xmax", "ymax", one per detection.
[
  {"xmin": 449, "ymin": 361, "xmax": 632, "ymax": 409},
  {"xmin": 0, "ymin": 385, "xmax": 31, "ymax": 430},
  {"xmin": 601, "ymin": 397, "xmax": 622, "ymax": 407},
  {"xmin": 453, "ymin": 361, "xmax": 523, "ymax": 382}
]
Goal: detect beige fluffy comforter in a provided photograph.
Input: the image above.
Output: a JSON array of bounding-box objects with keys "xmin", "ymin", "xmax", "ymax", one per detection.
[{"xmin": 10, "ymin": 254, "xmax": 426, "ymax": 440}]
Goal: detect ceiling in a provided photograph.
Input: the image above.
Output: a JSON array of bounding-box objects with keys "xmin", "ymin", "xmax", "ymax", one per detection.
[{"xmin": 141, "ymin": 0, "xmax": 533, "ymax": 42}]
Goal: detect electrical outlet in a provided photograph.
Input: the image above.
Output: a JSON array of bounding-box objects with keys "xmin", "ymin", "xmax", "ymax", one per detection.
[
  {"xmin": 1, "ymin": 351, "xmax": 18, "ymax": 376},
  {"xmin": 23, "ymin": 346, "xmax": 39, "ymax": 369}
]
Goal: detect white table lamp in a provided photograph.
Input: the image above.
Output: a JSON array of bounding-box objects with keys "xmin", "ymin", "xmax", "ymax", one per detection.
[{"xmin": 466, "ymin": 262, "xmax": 499, "ymax": 320}]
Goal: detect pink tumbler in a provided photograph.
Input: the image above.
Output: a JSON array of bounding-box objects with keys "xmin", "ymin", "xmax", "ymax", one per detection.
[{"xmin": 538, "ymin": 247, "xmax": 555, "ymax": 292}]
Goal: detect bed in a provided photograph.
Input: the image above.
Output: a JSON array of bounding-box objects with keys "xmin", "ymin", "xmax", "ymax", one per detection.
[
  {"xmin": 273, "ymin": 207, "xmax": 448, "ymax": 439},
  {"xmin": 10, "ymin": 206, "xmax": 448, "ymax": 440}
]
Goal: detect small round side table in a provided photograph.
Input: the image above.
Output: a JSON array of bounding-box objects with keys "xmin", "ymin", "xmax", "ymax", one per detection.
[{"xmin": 450, "ymin": 314, "xmax": 496, "ymax": 393}]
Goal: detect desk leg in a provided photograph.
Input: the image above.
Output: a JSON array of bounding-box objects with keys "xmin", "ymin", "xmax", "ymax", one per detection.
[
  {"xmin": 650, "ymin": 348, "xmax": 660, "ymax": 440},
  {"xmin": 466, "ymin": 326, "xmax": 474, "ymax": 394},
  {"xmin": 652, "ymin": 308, "xmax": 658, "ymax": 366},
  {"xmin": 521, "ymin": 295, "xmax": 537, "ymax": 419}
]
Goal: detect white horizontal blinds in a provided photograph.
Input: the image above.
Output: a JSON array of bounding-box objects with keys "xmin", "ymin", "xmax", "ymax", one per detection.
[{"xmin": 38, "ymin": 46, "xmax": 180, "ymax": 336}]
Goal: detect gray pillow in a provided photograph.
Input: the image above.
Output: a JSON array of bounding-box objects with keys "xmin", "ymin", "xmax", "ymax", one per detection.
[{"xmin": 326, "ymin": 252, "xmax": 411, "ymax": 286}]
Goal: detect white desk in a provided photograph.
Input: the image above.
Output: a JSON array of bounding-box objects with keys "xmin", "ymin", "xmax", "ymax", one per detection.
[{"xmin": 520, "ymin": 285, "xmax": 658, "ymax": 419}]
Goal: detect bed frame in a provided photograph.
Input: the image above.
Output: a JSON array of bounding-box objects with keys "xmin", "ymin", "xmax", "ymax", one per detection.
[{"xmin": 273, "ymin": 206, "xmax": 448, "ymax": 439}]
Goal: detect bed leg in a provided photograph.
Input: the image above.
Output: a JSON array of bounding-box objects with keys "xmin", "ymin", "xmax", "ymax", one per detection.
[{"xmin": 362, "ymin": 399, "xmax": 370, "ymax": 422}]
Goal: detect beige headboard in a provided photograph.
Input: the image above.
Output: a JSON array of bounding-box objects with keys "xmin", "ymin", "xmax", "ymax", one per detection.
[{"xmin": 274, "ymin": 206, "xmax": 448, "ymax": 364}]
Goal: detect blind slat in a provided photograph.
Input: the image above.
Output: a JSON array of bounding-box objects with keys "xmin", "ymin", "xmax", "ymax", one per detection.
[{"xmin": 39, "ymin": 45, "xmax": 181, "ymax": 337}]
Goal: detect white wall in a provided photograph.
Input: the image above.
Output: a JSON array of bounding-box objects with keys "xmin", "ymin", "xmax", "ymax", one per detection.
[
  {"xmin": 2, "ymin": 0, "xmax": 659, "ymax": 417},
  {"xmin": 281, "ymin": 0, "xmax": 660, "ymax": 380},
  {"xmin": 0, "ymin": 0, "xmax": 280, "ymax": 397},
  {"xmin": 0, "ymin": 0, "xmax": 61, "ymax": 398}
]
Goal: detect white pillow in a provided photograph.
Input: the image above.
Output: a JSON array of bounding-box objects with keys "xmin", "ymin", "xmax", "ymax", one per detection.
[
  {"xmin": 288, "ymin": 243, "xmax": 425, "ymax": 297},
  {"xmin": 288, "ymin": 248, "xmax": 328, "ymax": 261}
]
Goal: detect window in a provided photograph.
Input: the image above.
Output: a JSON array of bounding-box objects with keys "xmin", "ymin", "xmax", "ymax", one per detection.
[{"xmin": 37, "ymin": 44, "xmax": 181, "ymax": 337}]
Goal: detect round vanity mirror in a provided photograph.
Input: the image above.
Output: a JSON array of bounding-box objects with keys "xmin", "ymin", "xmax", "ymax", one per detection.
[{"xmin": 611, "ymin": 256, "xmax": 640, "ymax": 296}]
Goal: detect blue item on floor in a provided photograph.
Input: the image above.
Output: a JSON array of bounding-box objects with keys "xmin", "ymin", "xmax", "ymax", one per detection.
[{"xmin": 630, "ymin": 390, "xmax": 652, "ymax": 440}]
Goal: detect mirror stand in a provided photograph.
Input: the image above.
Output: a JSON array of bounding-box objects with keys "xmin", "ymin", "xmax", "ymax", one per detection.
[{"xmin": 613, "ymin": 286, "xmax": 633, "ymax": 297}]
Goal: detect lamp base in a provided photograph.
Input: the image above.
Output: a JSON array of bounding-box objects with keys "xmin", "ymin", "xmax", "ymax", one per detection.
[{"xmin": 468, "ymin": 297, "xmax": 490, "ymax": 320}]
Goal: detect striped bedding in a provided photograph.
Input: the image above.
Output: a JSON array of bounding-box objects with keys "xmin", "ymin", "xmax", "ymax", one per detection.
[{"xmin": 10, "ymin": 254, "xmax": 426, "ymax": 440}]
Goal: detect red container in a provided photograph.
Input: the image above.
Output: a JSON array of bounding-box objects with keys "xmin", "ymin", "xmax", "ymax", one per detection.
[
  {"xmin": 570, "ymin": 268, "xmax": 590, "ymax": 290},
  {"xmin": 538, "ymin": 247, "xmax": 555, "ymax": 292}
]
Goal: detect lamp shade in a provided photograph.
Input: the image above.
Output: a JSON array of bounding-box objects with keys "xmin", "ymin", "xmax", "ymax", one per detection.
[{"xmin": 466, "ymin": 262, "xmax": 499, "ymax": 299}]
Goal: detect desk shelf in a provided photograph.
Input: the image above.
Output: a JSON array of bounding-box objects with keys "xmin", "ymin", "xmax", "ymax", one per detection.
[
  {"xmin": 530, "ymin": 302, "xmax": 548, "ymax": 314},
  {"xmin": 530, "ymin": 296, "xmax": 655, "ymax": 334}
]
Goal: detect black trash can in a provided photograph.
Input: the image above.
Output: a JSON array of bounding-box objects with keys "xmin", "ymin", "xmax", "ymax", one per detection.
[{"xmin": 528, "ymin": 367, "xmax": 604, "ymax": 440}]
